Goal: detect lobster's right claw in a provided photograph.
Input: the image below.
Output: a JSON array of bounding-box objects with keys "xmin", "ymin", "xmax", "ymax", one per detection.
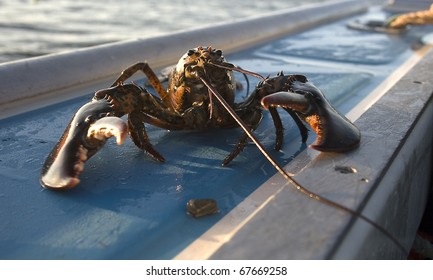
[
  {"xmin": 261, "ymin": 80, "xmax": 361, "ymax": 152},
  {"xmin": 40, "ymin": 100, "xmax": 128, "ymax": 190},
  {"xmin": 87, "ymin": 117, "xmax": 128, "ymax": 146}
]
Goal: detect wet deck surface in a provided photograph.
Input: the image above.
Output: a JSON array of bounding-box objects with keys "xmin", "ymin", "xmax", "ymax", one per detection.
[{"xmin": 1, "ymin": 8, "xmax": 433, "ymax": 259}]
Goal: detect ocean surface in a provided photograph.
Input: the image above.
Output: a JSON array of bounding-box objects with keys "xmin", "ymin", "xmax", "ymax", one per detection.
[{"xmin": 0, "ymin": 0, "xmax": 330, "ymax": 63}]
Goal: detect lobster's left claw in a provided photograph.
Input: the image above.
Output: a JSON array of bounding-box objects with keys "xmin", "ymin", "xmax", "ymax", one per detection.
[
  {"xmin": 261, "ymin": 81, "xmax": 360, "ymax": 152},
  {"xmin": 40, "ymin": 100, "xmax": 128, "ymax": 190}
]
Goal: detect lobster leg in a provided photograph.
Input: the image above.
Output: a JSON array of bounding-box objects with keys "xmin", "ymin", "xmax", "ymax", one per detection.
[
  {"xmin": 111, "ymin": 62, "xmax": 171, "ymax": 107},
  {"xmin": 223, "ymin": 106, "xmax": 308, "ymax": 166},
  {"xmin": 128, "ymin": 111, "xmax": 166, "ymax": 162},
  {"xmin": 269, "ymin": 107, "xmax": 309, "ymax": 150},
  {"xmin": 268, "ymin": 107, "xmax": 284, "ymax": 151},
  {"xmin": 283, "ymin": 108, "xmax": 309, "ymax": 143},
  {"xmin": 222, "ymin": 110, "xmax": 263, "ymax": 166}
]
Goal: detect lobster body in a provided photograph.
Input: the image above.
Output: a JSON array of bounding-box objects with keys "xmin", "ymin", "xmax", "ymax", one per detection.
[{"xmin": 40, "ymin": 47, "xmax": 360, "ymax": 190}]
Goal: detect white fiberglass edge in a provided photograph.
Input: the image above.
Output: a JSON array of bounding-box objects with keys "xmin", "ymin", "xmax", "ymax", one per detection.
[
  {"xmin": 347, "ymin": 44, "xmax": 432, "ymax": 121},
  {"xmin": 0, "ymin": 0, "xmax": 366, "ymax": 120}
]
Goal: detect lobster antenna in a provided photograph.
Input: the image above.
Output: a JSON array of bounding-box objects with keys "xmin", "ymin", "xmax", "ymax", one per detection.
[
  {"xmin": 198, "ymin": 73, "xmax": 408, "ymax": 256},
  {"xmin": 208, "ymin": 61, "xmax": 267, "ymax": 81},
  {"xmin": 209, "ymin": 61, "xmax": 252, "ymax": 98}
]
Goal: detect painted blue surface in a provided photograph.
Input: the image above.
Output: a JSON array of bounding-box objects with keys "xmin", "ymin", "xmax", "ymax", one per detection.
[{"xmin": 1, "ymin": 12, "xmax": 432, "ymax": 259}]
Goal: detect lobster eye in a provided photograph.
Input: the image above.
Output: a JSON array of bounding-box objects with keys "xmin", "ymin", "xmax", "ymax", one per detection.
[
  {"xmin": 215, "ymin": 49, "xmax": 222, "ymax": 57},
  {"xmin": 187, "ymin": 49, "xmax": 195, "ymax": 56}
]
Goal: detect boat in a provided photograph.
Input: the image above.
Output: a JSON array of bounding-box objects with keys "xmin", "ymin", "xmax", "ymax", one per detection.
[{"xmin": 0, "ymin": 0, "xmax": 432, "ymax": 259}]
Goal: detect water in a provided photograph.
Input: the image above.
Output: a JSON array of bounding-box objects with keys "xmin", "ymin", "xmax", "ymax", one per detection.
[{"xmin": 0, "ymin": 0, "xmax": 330, "ymax": 63}]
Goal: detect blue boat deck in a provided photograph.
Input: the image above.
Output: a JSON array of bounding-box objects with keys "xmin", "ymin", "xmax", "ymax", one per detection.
[{"xmin": 1, "ymin": 0, "xmax": 432, "ymax": 259}]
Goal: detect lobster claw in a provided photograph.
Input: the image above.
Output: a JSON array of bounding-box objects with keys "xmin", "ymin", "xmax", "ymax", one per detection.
[
  {"xmin": 40, "ymin": 99, "xmax": 128, "ymax": 190},
  {"xmin": 261, "ymin": 80, "xmax": 360, "ymax": 152}
]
